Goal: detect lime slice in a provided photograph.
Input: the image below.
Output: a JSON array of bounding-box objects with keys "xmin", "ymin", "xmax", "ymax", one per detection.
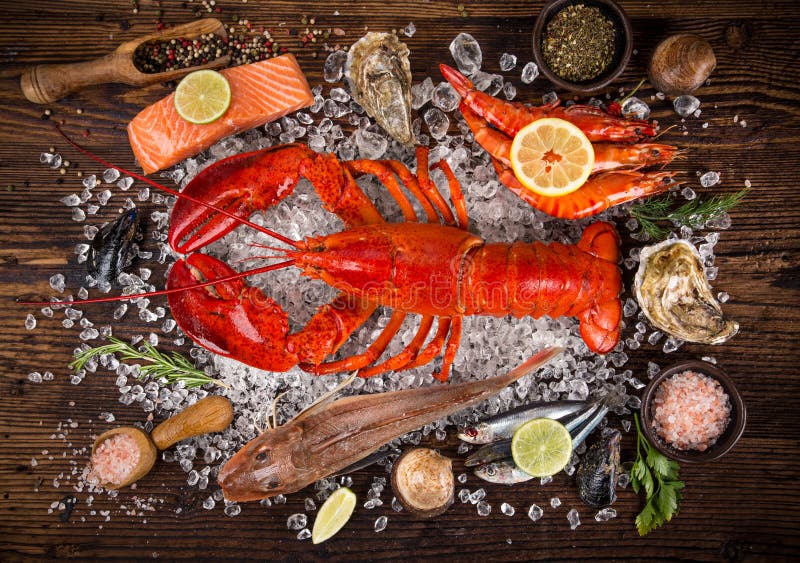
[
  {"xmin": 173, "ymin": 69, "xmax": 231, "ymax": 124},
  {"xmin": 511, "ymin": 418, "xmax": 573, "ymax": 478},
  {"xmin": 311, "ymin": 487, "xmax": 356, "ymax": 544}
]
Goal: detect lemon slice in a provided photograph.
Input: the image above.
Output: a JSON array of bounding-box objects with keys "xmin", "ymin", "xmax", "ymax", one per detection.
[
  {"xmin": 173, "ymin": 69, "xmax": 231, "ymax": 124},
  {"xmin": 510, "ymin": 117, "xmax": 594, "ymax": 197},
  {"xmin": 311, "ymin": 487, "xmax": 357, "ymax": 544},
  {"xmin": 511, "ymin": 418, "xmax": 573, "ymax": 478}
]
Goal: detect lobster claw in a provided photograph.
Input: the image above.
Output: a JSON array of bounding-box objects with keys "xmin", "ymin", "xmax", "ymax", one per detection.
[
  {"xmin": 167, "ymin": 253, "xmax": 299, "ymax": 372},
  {"xmin": 168, "ymin": 144, "xmax": 314, "ymax": 254}
]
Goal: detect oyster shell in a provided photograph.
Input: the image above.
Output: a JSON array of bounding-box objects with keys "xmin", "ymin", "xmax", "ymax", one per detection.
[
  {"xmin": 346, "ymin": 32, "xmax": 415, "ymax": 145},
  {"xmin": 634, "ymin": 239, "xmax": 738, "ymax": 344}
]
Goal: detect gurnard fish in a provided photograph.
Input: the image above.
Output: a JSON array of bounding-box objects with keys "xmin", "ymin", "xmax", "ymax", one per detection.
[{"xmin": 218, "ymin": 347, "xmax": 562, "ymax": 502}]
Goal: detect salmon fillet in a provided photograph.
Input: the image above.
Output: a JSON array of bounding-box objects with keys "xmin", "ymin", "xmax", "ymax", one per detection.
[{"xmin": 127, "ymin": 54, "xmax": 314, "ymax": 174}]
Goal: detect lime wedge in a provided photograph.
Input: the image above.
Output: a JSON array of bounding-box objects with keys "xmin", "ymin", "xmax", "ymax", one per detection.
[
  {"xmin": 173, "ymin": 69, "xmax": 231, "ymax": 124},
  {"xmin": 511, "ymin": 418, "xmax": 573, "ymax": 478},
  {"xmin": 311, "ymin": 487, "xmax": 356, "ymax": 544}
]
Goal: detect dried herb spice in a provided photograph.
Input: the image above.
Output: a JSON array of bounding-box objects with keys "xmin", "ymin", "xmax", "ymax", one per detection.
[{"xmin": 542, "ymin": 3, "xmax": 616, "ymax": 82}]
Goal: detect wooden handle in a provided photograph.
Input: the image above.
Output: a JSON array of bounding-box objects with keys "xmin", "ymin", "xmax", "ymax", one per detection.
[
  {"xmin": 20, "ymin": 53, "xmax": 126, "ymax": 104},
  {"xmin": 150, "ymin": 396, "xmax": 234, "ymax": 451}
]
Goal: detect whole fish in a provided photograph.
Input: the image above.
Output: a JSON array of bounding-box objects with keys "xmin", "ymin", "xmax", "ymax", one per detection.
[
  {"xmin": 218, "ymin": 347, "xmax": 562, "ymax": 502},
  {"xmin": 458, "ymin": 399, "xmax": 591, "ymax": 444},
  {"xmin": 464, "ymin": 402, "xmax": 601, "ymax": 467},
  {"xmin": 472, "ymin": 399, "xmax": 611, "ymax": 484},
  {"xmin": 577, "ymin": 428, "xmax": 621, "ymax": 507}
]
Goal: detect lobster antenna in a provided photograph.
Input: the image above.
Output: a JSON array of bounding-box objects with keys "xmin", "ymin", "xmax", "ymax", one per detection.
[
  {"xmin": 17, "ymin": 259, "xmax": 295, "ymax": 307},
  {"xmin": 54, "ymin": 125, "xmax": 300, "ymax": 249}
]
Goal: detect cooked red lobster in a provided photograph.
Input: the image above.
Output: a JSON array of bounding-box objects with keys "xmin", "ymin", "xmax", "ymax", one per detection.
[
  {"xmin": 161, "ymin": 144, "xmax": 622, "ymax": 381},
  {"xmin": 46, "ymin": 137, "xmax": 622, "ymax": 381}
]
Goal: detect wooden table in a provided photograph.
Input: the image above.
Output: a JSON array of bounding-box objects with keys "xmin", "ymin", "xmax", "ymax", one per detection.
[{"xmin": 1, "ymin": 1, "xmax": 798, "ymax": 560}]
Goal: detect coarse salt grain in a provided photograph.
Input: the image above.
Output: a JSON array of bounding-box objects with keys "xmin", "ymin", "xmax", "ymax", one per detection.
[
  {"xmin": 651, "ymin": 370, "xmax": 731, "ymax": 451},
  {"xmin": 88, "ymin": 433, "xmax": 141, "ymax": 485}
]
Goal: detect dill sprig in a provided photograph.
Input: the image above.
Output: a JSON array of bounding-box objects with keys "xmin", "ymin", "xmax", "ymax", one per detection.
[
  {"xmin": 69, "ymin": 337, "xmax": 228, "ymax": 389},
  {"xmin": 631, "ymin": 189, "xmax": 748, "ymax": 240}
]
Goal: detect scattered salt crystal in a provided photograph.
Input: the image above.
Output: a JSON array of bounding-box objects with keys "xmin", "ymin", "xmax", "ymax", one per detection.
[
  {"xmin": 203, "ymin": 497, "xmax": 215, "ymax": 510},
  {"xmin": 25, "ymin": 314, "xmax": 36, "ymax": 330},
  {"xmin": 476, "ymin": 501, "xmax": 491, "ymax": 516},
  {"xmin": 61, "ymin": 194, "xmax": 81, "ymax": 206},
  {"xmin": 744, "ymin": 179, "xmax": 752, "ymax": 188},
  {"xmin": 102, "ymin": 168, "xmax": 120, "ymax": 183},
  {"xmin": 374, "ymin": 515, "xmax": 388, "ymax": 532},
  {"xmin": 528, "ymin": 503, "xmax": 543, "ymax": 522},
  {"xmin": 500, "ymin": 502, "xmax": 515, "ymax": 516},
  {"xmin": 72, "ymin": 208, "xmax": 86, "ymax": 222},
  {"xmin": 459, "ymin": 489, "xmax": 471, "ymax": 503},
  {"xmin": 595, "ymin": 507, "xmax": 617, "ymax": 521},
  {"xmin": 623, "ymin": 298, "xmax": 638, "ymax": 317},
  {"xmin": 521, "ymin": 62, "xmax": 539, "ymax": 84},
  {"xmin": 469, "ymin": 488, "xmax": 486, "ymax": 504},
  {"xmin": 702, "ymin": 122, "xmax": 709, "ymax": 129},
  {"xmin": 323, "ymin": 50, "xmax": 347, "ymax": 82},
  {"xmin": 49, "ymin": 274, "xmax": 65, "ymax": 293},
  {"xmin": 28, "ymin": 372, "xmax": 42, "ymax": 383},
  {"xmin": 733, "ymin": 114, "xmax": 739, "ymax": 123},
  {"xmin": 402, "ymin": 22, "xmax": 416, "ymax": 37},
  {"xmin": 287, "ymin": 513, "xmax": 307, "ymax": 530},
  {"xmin": 273, "ymin": 494, "xmax": 286, "ymax": 505},
  {"xmin": 673, "ymin": 95, "xmax": 700, "ymax": 118},
  {"xmin": 540, "ymin": 475, "xmax": 553, "ymax": 485},
  {"xmin": 662, "ymin": 337, "xmax": 683, "ymax": 354},
  {"xmin": 329, "ymin": 87, "xmax": 350, "ymax": 103},
  {"xmin": 391, "ymin": 496, "xmax": 403, "ymax": 512},
  {"xmin": 681, "ymin": 187, "xmax": 696, "ymax": 200},
  {"xmin": 502, "ymin": 81, "xmax": 517, "ymax": 101},
  {"xmin": 542, "ymin": 91, "xmax": 558, "ymax": 105},
  {"xmin": 550, "ymin": 497, "xmax": 561, "ymax": 508},
  {"xmin": 297, "ymin": 528, "xmax": 311, "ymax": 540},
  {"xmin": 499, "ymin": 53, "xmax": 517, "ymax": 71},
  {"xmin": 700, "ymin": 171, "xmax": 720, "ymax": 188},
  {"xmin": 740, "ymin": 120, "xmax": 747, "ymax": 127},
  {"xmin": 117, "ymin": 177, "xmax": 134, "ymax": 190},
  {"xmin": 567, "ymin": 508, "xmax": 580, "ymax": 529},
  {"xmin": 457, "ymin": 472, "xmax": 467, "ymax": 484}
]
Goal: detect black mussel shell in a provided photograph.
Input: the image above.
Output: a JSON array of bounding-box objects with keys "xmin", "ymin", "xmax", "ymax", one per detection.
[
  {"xmin": 577, "ymin": 428, "xmax": 621, "ymax": 508},
  {"xmin": 87, "ymin": 209, "xmax": 141, "ymax": 285}
]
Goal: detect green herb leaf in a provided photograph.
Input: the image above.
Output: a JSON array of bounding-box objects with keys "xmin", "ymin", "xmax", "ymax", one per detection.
[
  {"xmin": 70, "ymin": 337, "xmax": 227, "ymax": 389},
  {"xmin": 631, "ymin": 413, "xmax": 684, "ymax": 535},
  {"xmin": 630, "ymin": 189, "xmax": 748, "ymax": 241}
]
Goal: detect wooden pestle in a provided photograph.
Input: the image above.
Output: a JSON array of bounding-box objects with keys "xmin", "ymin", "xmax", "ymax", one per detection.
[
  {"xmin": 91, "ymin": 395, "xmax": 234, "ymax": 490},
  {"xmin": 21, "ymin": 18, "xmax": 229, "ymax": 104}
]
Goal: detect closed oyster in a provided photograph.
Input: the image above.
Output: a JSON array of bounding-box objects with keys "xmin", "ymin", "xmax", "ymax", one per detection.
[
  {"xmin": 634, "ymin": 239, "xmax": 738, "ymax": 344},
  {"xmin": 346, "ymin": 32, "xmax": 415, "ymax": 145}
]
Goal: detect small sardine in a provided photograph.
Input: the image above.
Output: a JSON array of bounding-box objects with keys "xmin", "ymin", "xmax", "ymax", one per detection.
[
  {"xmin": 458, "ymin": 400, "xmax": 591, "ymax": 444},
  {"xmin": 474, "ymin": 459, "xmax": 533, "ymax": 485},
  {"xmin": 464, "ymin": 402, "xmax": 602, "ymax": 467}
]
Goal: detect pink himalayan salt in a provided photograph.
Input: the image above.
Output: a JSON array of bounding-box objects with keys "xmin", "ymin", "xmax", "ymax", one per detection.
[
  {"xmin": 88, "ymin": 433, "xmax": 140, "ymax": 485},
  {"xmin": 652, "ymin": 370, "xmax": 731, "ymax": 451}
]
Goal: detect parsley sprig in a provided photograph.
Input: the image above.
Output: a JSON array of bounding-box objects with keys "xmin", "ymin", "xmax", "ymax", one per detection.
[
  {"xmin": 630, "ymin": 189, "xmax": 748, "ymax": 240},
  {"xmin": 70, "ymin": 337, "xmax": 227, "ymax": 389},
  {"xmin": 631, "ymin": 413, "xmax": 684, "ymax": 535}
]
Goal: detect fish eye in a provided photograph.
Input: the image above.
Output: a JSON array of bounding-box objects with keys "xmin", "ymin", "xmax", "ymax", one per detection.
[
  {"xmin": 486, "ymin": 465, "xmax": 496, "ymax": 477},
  {"xmin": 465, "ymin": 428, "xmax": 478, "ymax": 438},
  {"xmin": 256, "ymin": 450, "xmax": 270, "ymax": 462},
  {"xmin": 268, "ymin": 480, "xmax": 281, "ymax": 489},
  {"xmin": 651, "ymin": 149, "xmax": 660, "ymax": 157}
]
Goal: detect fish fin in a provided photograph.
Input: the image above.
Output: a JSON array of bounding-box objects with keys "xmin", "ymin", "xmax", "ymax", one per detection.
[{"xmin": 291, "ymin": 371, "xmax": 358, "ymax": 423}]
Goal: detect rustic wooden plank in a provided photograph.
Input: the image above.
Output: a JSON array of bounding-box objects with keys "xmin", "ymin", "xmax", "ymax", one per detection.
[{"xmin": 1, "ymin": 0, "xmax": 800, "ymax": 560}]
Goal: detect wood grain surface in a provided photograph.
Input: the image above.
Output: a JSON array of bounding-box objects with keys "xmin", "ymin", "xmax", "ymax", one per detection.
[{"xmin": 1, "ymin": 1, "xmax": 799, "ymax": 561}]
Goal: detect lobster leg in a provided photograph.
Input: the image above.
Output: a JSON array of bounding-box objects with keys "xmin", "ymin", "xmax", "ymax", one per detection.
[
  {"xmin": 432, "ymin": 160, "xmax": 469, "ymax": 230},
  {"xmin": 357, "ymin": 315, "xmax": 435, "ymax": 378},
  {"xmin": 416, "ymin": 147, "xmax": 458, "ymax": 227},
  {"xmin": 437, "ymin": 315, "xmax": 463, "ymax": 382},
  {"xmin": 346, "ymin": 160, "xmax": 420, "ymax": 222},
  {"xmin": 300, "ymin": 310, "xmax": 408, "ymax": 375},
  {"xmin": 405, "ymin": 318, "xmax": 452, "ymax": 370}
]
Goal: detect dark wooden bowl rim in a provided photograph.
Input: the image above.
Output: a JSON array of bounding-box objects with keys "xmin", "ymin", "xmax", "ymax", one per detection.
[
  {"xmin": 639, "ymin": 360, "xmax": 746, "ymax": 463},
  {"xmin": 532, "ymin": 0, "xmax": 633, "ymax": 93}
]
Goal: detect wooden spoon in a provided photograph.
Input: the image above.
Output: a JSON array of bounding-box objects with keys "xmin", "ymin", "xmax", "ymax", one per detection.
[
  {"xmin": 21, "ymin": 18, "xmax": 230, "ymax": 104},
  {"xmin": 91, "ymin": 395, "xmax": 234, "ymax": 490}
]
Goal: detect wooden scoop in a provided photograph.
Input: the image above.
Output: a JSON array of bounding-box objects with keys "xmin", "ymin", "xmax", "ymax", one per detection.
[
  {"xmin": 21, "ymin": 18, "xmax": 230, "ymax": 104},
  {"xmin": 91, "ymin": 395, "xmax": 234, "ymax": 490}
]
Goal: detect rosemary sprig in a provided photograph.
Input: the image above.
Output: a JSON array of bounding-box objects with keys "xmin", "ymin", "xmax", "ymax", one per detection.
[
  {"xmin": 631, "ymin": 189, "xmax": 748, "ymax": 240},
  {"xmin": 69, "ymin": 337, "xmax": 228, "ymax": 389}
]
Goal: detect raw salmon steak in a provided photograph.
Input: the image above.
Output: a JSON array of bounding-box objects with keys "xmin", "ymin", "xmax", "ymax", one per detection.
[{"xmin": 127, "ymin": 54, "xmax": 313, "ymax": 174}]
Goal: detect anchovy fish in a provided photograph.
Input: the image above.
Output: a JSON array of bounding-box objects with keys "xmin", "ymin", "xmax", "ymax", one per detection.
[{"xmin": 458, "ymin": 399, "xmax": 592, "ymax": 444}]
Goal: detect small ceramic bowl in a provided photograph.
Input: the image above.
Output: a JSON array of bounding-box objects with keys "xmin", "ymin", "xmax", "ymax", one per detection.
[
  {"xmin": 640, "ymin": 360, "xmax": 746, "ymax": 463},
  {"xmin": 532, "ymin": 0, "xmax": 632, "ymax": 94}
]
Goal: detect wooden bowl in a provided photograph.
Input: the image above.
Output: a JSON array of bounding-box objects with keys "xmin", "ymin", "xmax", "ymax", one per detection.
[
  {"xmin": 640, "ymin": 360, "xmax": 746, "ymax": 463},
  {"xmin": 532, "ymin": 0, "xmax": 632, "ymax": 94}
]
